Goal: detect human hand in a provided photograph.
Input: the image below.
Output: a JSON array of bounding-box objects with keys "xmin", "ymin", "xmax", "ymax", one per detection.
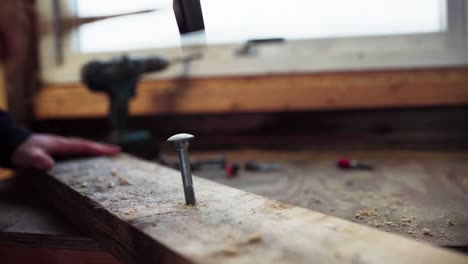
[{"xmin": 11, "ymin": 134, "xmax": 121, "ymax": 171}]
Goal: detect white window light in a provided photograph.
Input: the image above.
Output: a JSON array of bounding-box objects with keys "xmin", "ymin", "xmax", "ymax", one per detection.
[{"xmin": 38, "ymin": 0, "xmax": 467, "ymax": 84}]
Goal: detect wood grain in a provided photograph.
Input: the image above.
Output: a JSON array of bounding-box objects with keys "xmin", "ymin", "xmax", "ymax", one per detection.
[
  {"xmin": 191, "ymin": 149, "xmax": 468, "ymax": 247},
  {"xmin": 0, "ymin": 246, "xmax": 120, "ymax": 264},
  {"xmin": 0, "ymin": 65, "xmax": 8, "ymax": 109},
  {"xmin": 20, "ymin": 154, "xmax": 468, "ymax": 264},
  {"xmin": 0, "ymin": 177, "xmax": 121, "ymax": 264},
  {"xmin": 34, "ymin": 68, "xmax": 468, "ymax": 119}
]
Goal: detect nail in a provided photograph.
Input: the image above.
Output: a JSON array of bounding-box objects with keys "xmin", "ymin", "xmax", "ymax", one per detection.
[{"xmin": 167, "ymin": 133, "xmax": 196, "ymax": 205}]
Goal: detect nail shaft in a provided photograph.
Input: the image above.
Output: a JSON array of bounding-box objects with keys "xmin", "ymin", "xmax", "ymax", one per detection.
[
  {"xmin": 176, "ymin": 145, "xmax": 195, "ymax": 205},
  {"xmin": 167, "ymin": 133, "xmax": 196, "ymax": 205}
]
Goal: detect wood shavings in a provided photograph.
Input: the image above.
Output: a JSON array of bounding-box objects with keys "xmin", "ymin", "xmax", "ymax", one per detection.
[
  {"xmin": 447, "ymin": 219, "xmax": 455, "ymax": 226},
  {"xmin": 422, "ymin": 228, "xmax": 433, "ymax": 236},
  {"xmin": 221, "ymin": 246, "xmax": 239, "ymax": 256},
  {"xmin": 247, "ymin": 233, "xmax": 262, "ymax": 244},
  {"xmin": 119, "ymin": 178, "xmax": 131, "ymax": 186},
  {"xmin": 80, "ymin": 182, "xmax": 88, "ymax": 187},
  {"xmin": 355, "ymin": 210, "xmax": 369, "ymax": 220},
  {"xmin": 108, "ymin": 182, "xmax": 115, "ymax": 188},
  {"xmin": 354, "ymin": 209, "xmax": 378, "ymax": 220},
  {"xmin": 400, "ymin": 217, "xmax": 412, "ymax": 227},
  {"xmin": 176, "ymin": 202, "xmax": 197, "ymax": 209}
]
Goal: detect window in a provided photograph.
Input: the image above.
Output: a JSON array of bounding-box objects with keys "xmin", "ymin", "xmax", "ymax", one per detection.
[
  {"xmin": 37, "ymin": 0, "xmax": 468, "ymax": 84},
  {"xmin": 75, "ymin": 0, "xmax": 179, "ymax": 52},
  {"xmin": 201, "ymin": 0, "xmax": 446, "ymax": 44}
]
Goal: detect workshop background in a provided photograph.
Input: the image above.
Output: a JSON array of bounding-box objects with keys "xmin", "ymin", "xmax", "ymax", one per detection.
[{"xmin": 1, "ymin": 0, "xmax": 468, "ymax": 263}]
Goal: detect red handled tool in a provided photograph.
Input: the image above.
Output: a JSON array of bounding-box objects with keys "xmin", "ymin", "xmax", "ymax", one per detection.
[{"xmin": 337, "ymin": 158, "xmax": 374, "ymax": 170}]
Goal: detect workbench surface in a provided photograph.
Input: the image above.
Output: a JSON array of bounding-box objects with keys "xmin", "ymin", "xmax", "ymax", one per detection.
[
  {"xmin": 191, "ymin": 149, "xmax": 468, "ymax": 248},
  {"xmin": 1, "ymin": 149, "xmax": 467, "ymax": 253}
]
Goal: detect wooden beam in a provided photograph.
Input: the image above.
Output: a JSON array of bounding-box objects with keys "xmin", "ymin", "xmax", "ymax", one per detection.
[
  {"xmin": 20, "ymin": 154, "xmax": 467, "ymax": 264},
  {"xmin": 0, "ymin": 65, "xmax": 14, "ymax": 180},
  {"xmin": 1, "ymin": 0, "xmax": 38, "ymax": 122},
  {"xmin": 34, "ymin": 67, "xmax": 468, "ymax": 119},
  {"xmin": 0, "ymin": 246, "xmax": 119, "ymax": 264},
  {"xmin": 0, "ymin": 64, "xmax": 8, "ymax": 110}
]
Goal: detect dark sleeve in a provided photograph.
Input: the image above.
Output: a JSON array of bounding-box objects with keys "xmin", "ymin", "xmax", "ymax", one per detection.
[{"xmin": 0, "ymin": 109, "xmax": 31, "ymax": 167}]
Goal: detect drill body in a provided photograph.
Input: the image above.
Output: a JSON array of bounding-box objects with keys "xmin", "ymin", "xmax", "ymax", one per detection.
[{"xmin": 81, "ymin": 55, "xmax": 169, "ymax": 140}]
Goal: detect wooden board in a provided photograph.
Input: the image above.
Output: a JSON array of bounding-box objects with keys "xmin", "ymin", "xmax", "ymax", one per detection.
[
  {"xmin": 0, "ymin": 64, "xmax": 8, "ymax": 109},
  {"xmin": 0, "ymin": 177, "xmax": 100, "ymax": 249},
  {"xmin": 20, "ymin": 154, "xmax": 467, "ymax": 264},
  {"xmin": 189, "ymin": 150, "xmax": 468, "ymax": 247},
  {"xmin": 0, "ymin": 177, "xmax": 121, "ymax": 264},
  {"xmin": 0, "ymin": 246, "xmax": 119, "ymax": 264},
  {"xmin": 34, "ymin": 67, "xmax": 468, "ymax": 119}
]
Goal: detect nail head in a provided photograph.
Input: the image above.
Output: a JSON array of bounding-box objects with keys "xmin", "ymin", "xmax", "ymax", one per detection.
[{"xmin": 167, "ymin": 133, "xmax": 194, "ymax": 142}]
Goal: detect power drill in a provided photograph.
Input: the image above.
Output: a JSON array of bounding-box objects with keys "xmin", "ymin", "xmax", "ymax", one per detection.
[{"xmin": 81, "ymin": 55, "xmax": 169, "ymax": 145}]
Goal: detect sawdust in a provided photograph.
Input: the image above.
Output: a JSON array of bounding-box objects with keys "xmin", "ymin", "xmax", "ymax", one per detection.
[
  {"xmin": 175, "ymin": 201, "xmax": 207, "ymax": 210},
  {"xmin": 119, "ymin": 178, "xmax": 131, "ymax": 186},
  {"xmin": 246, "ymin": 233, "xmax": 262, "ymax": 244},
  {"xmin": 80, "ymin": 182, "xmax": 88, "ymax": 188},
  {"xmin": 108, "ymin": 182, "xmax": 115, "ymax": 188},
  {"xmin": 221, "ymin": 246, "xmax": 239, "ymax": 256},
  {"xmin": 110, "ymin": 168, "xmax": 118, "ymax": 176},
  {"xmin": 400, "ymin": 217, "xmax": 413, "ymax": 227},
  {"xmin": 447, "ymin": 219, "xmax": 455, "ymax": 226},
  {"xmin": 266, "ymin": 200, "xmax": 293, "ymax": 210},
  {"xmin": 354, "ymin": 206, "xmax": 422, "ymax": 236},
  {"xmin": 354, "ymin": 209, "xmax": 378, "ymax": 220},
  {"xmin": 422, "ymin": 228, "xmax": 434, "ymax": 237},
  {"xmin": 216, "ymin": 232, "xmax": 263, "ymax": 257}
]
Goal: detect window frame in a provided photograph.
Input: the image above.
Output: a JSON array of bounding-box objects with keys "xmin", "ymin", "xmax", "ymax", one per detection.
[{"xmin": 37, "ymin": 0, "xmax": 468, "ymax": 84}]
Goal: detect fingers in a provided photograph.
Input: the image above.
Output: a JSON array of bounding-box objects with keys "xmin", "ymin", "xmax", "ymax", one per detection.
[
  {"xmin": 11, "ymin": 134, "xmax": 120, "ymax": 171},
  {"xmin": 44, "ymin": 136, "xmax": 121, "ymax": 156},
  {"xmin": 12, "ymin": 147, "xmax": 55, "ymax": 171},
  {"xmin": 29, "ymin": 148, "xmax": 55, "ymax": 171}
]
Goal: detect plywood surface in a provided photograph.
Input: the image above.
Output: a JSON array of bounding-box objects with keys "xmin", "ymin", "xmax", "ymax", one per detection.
[{"xmin": 20, "ymin": 154, "xmax": 467, "ymax": 264}]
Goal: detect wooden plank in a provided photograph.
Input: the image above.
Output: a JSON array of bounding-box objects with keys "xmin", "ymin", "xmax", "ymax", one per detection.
[
  {"xmin": 0, "ymin": 65, "xmax": 14, "ymax": 181},
  {"xmin": 34, "ymin": 67, "xmax": 468, "ymax": 119},
  {"xmin": 0, "ymin": 64, "xmax": 8, "ymax": 109},
  {"xmin": 20, "ymin": 154, "xmax": 467, "ymax": 264},
  {"xmin": 0, "ymin": 177, "xmax": 100, "ymax": 249},
  {"xmin": 0, "ymin": 177, "xmax": 120, "ymax": 264},
  {"xmin": 0, "ymin": 246, "xmax": 120, "ymax": 264},
  {"xmin": 0, "ymin": 0, "xmax": 38, "ymax": 122}
]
